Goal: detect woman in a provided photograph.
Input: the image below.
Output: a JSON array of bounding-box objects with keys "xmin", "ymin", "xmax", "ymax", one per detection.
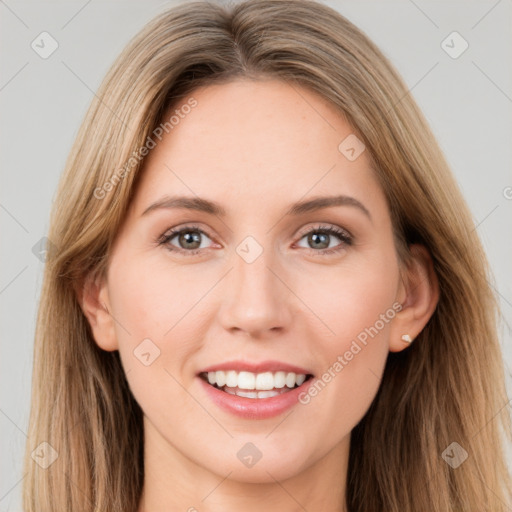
[{"xmin": 23, "ymin": 0, "xmax": 512, "ymax": 511}]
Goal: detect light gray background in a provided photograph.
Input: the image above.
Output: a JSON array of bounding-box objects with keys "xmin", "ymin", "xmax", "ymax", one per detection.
[{"xmin": 1, "ymin": 1, "xmax": 511, "ymax": 510}]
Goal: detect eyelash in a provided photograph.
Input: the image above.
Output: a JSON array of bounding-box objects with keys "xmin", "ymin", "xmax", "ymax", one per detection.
[{"xmin": 157, "ymin": 223, "xmax": 353, "ymax": 257}]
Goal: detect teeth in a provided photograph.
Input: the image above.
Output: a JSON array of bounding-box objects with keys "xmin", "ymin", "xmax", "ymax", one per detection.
[
  {"xmin": 215, "ymin": 371, "xmax": 226, "ymax": 387},
  {"xmin": 236, "ymin": 390, "xmax": 259, "ymax": 399},
  {"xmin": 295, "ymin": 374, "xmax": 306, "ymax": 386},
  {"xmin": 274, "ymin": 371, "xmax": 286, "ymax": 388},
  {"xmin": 285, "ymin": 372, "xmax": 296, "ymax": 388},
  {"xmin": 225, "ymin": 370, "xmax": 238, "ymax": 387},
  {"xmin": 205, "ymin": 370, "xmax": 308, "ymax": 390},
  {"xmin": 238, "ymin": 371, "xmax": 256, "ymax": 390},
  {"xmin": 219, "ymin": 386, "xmax": 285, "ymax": 399},
  {"xmin": 257, "ymin": 390, "xmax": 281, "ymax": 398},
  {"xmin": 255, "ymin": 372, "xmax": 274, "ymax": 390}
]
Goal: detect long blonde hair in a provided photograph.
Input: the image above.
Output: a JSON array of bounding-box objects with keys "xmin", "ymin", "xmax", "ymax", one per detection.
[{"xmin": 23, "ymin": 1, "xmax": 512, "ymax": 510}]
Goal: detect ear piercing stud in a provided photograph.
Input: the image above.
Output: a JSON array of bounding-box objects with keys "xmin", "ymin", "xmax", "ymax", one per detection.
[{"xmin": 401, "ymin": 334, "xmax": 413, "ymax": 344}]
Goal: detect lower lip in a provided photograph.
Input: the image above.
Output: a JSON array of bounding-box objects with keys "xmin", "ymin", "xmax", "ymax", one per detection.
[{"xmin": 197, "ymin": 376, "xmax": 314, "ymax": 419}]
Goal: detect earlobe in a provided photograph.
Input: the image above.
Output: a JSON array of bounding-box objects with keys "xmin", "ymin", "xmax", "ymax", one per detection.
[
  {"xmin": 389, "ymin": 244, "xmax": 440, "ymax": 353},
  {"xmin": 75, "ymin": 271, "xmax": 119, "ymax": 352}
]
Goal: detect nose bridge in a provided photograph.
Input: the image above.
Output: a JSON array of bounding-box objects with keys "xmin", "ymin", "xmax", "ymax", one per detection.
[{"xmin": 218, "ymin": 235, "xmax": 291, "ymax": 334}]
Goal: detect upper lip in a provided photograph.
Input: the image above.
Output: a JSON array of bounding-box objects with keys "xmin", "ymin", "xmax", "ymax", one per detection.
[{"xmin": 198, "ymin": 360, "xmax": 314, "ymax": 376}]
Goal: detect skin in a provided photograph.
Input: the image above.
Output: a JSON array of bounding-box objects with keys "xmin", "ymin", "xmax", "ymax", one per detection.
[{"xmin": 79, "ymin": 78, "xmax": 439, "ymax": 512}]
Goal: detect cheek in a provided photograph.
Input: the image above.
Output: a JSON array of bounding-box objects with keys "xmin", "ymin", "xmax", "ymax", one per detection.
[
  {"xmin": 106, "ymin": 256, "xmax": 209, "ymax": 394},
  {"xmin": 293, "ymin": 251, "xmax": 399, "ymax": 433},
  {"xmin": 108, "ymin": 254, "xmax": 214, "ymax": 343},
  {"xmin": 296, "ymin": 247, "xmax": 399, "ymax": 347}
]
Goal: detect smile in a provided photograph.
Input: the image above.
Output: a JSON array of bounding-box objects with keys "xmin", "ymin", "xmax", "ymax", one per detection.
[
  {"xmin": 197, "ymin": 369, "xmax": 315, "ymax": 419},
  {"xmin": 200, "ymin": 370, "xmax": 312, "ymax": 399}
]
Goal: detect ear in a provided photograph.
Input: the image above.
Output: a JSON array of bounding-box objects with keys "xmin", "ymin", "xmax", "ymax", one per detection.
[
  {"xmin": 389, "ymin": 244, "xmax": 439, "ymax": 353},
  {"xmin": 75, "ymin": 271, "xmax": 118, "ymax": 352}
]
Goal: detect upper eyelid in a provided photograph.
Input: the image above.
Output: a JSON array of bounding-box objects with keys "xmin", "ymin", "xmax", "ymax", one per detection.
[
  {"xmin": 162, "ymin": 223, "xmax": 349, "ymax": 237},
  {"xmin": 296, "ymin": 223, "xmax": 351, "ymax": 238},
  {"xmin": 164, "ymin": 224, "xmax": 212, "ymax": 239}
]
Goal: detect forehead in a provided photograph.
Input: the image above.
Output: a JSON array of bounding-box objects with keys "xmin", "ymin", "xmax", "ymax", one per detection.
[{"xmin": 130, "ymin": 78, "xmax": 384, "ymax": 218}]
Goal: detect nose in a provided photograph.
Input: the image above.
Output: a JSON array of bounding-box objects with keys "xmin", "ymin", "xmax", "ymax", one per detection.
[{"xmin": 218, "ymin": 244, "xmax": 293, "ymax": 338}]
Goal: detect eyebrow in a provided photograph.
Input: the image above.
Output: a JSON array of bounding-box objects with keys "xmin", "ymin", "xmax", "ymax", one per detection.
[{"xmin": 141, "ymin": 194, "xmax": 371, "ymax": 221}]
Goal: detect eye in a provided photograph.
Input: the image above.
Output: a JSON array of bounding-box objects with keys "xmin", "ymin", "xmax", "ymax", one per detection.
[
  {"xmin": 157, "ymin": 223, "xmax": 353, "ymax": 257},
  {"xmin": 157, "ymin": 224, "xmax": 214, "ymax": 255},
  {"xmin": 295, "ymin": 224, "xmax": 353, "ymax": 255}
]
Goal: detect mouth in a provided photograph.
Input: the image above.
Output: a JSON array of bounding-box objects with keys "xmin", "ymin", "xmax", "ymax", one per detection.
[{"xmin": 199, "ymin": 370, "xmax": 315, "ymax": 399}]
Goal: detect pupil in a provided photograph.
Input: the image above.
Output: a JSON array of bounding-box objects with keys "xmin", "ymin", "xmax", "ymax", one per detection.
[
  {"xmin": 180, "ymin": 231, "xmax": 201, "ymax": 249},
  {"xmin": 310, "ymin": 232, "xmax": 329, "ymax": 249}
]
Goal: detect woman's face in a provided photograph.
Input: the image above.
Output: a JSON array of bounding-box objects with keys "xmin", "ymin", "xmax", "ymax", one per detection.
[{"xmin": 97, "ymin": 78, "xmax": 407, "ymax": 483}]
